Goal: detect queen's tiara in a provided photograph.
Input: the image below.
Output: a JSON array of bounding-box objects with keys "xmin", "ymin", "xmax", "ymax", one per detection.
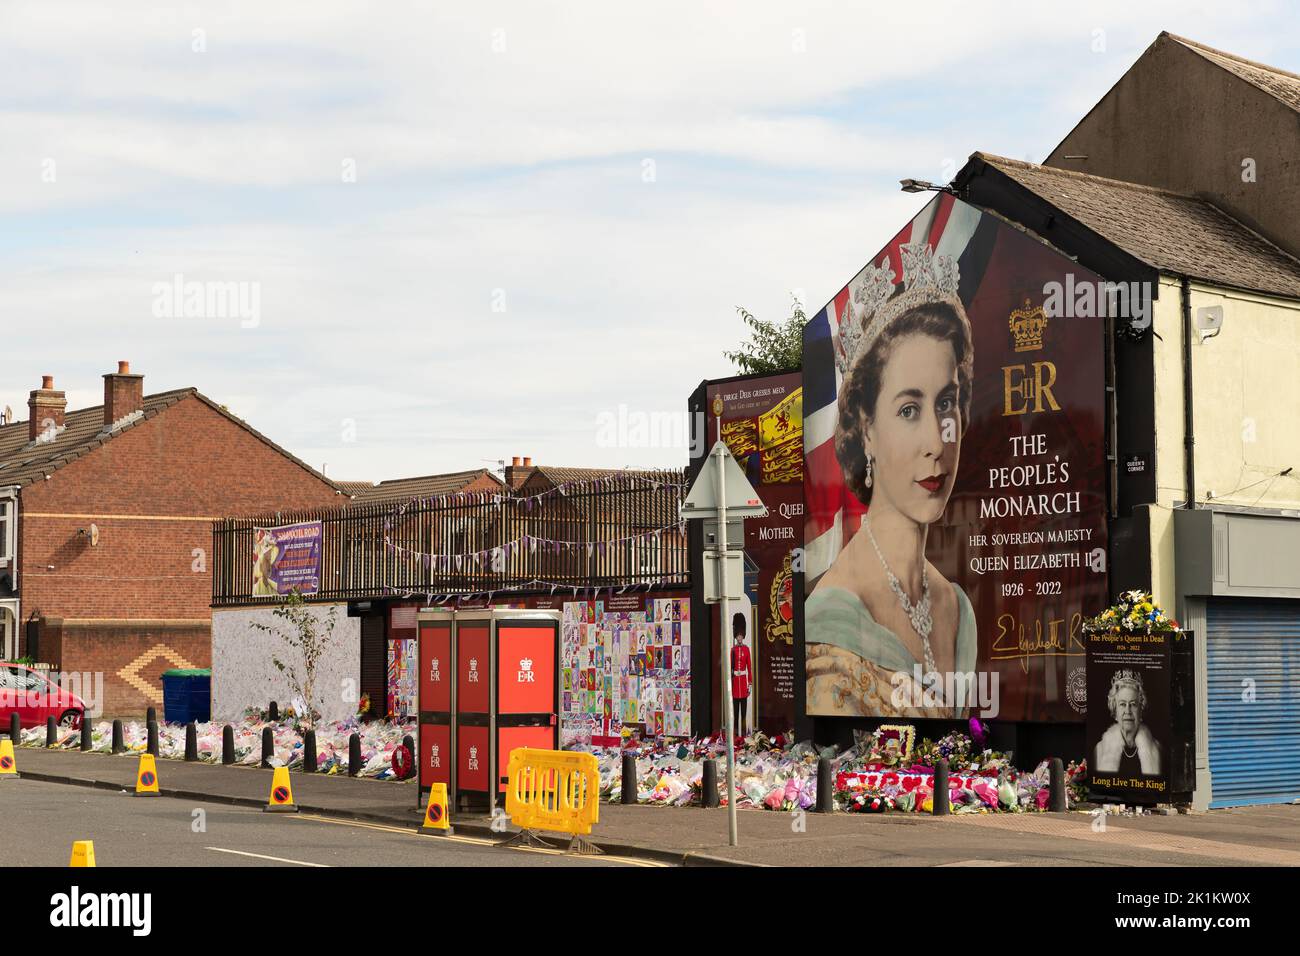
[{"xmin": 834, "ymin": 241, "xmax": 961, "ymax": 376}]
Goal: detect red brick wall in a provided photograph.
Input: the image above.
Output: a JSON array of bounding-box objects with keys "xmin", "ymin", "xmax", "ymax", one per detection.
[
  {"xmin": 15, "ymin": 394, "xmax": 342, "ymax": 711},
  {"xmin": 19, "ymin": 394, "xmax": 342, "ymax": 622},
  {"xmin": 56, "ymin": 621, "xmax": 211, "ymax": 717}
]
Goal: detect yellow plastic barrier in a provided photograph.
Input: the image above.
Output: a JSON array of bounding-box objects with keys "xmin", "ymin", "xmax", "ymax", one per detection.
[{"xmin": 504, "ymin": 748, "xmax": 600, "ymax": 851}]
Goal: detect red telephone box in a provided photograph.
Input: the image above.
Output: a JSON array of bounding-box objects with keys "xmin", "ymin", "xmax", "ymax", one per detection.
[
  {"xmin": 495, "ymin": 619, "xmax": 561, "ymax": 797},
  {"xmin": 416, "ymin": 610, "xmax": 453, "ymax": 806},
  {"xmin": 417, "ymin": 608, "xmax": 560, "ymax": 812}
]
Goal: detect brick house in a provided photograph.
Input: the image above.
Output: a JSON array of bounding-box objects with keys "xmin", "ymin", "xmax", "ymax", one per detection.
[{"xmin": 0, "ymin": 362, "xmax": 344, "ymax": 715}]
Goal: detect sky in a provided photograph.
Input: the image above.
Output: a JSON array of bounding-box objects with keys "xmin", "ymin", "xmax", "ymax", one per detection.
[{"xmin": 2, "ymin": 2, "xmax": 1297, "ymax": 483}]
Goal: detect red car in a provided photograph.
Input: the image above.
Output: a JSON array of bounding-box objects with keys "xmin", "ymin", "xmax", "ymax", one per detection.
[{"xmin": 0, "ymin": 663, "xmax": 85, "ymax": 730}]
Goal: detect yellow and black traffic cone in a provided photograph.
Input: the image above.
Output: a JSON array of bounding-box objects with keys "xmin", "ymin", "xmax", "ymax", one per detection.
[
  {"xmin": 420, "ymin": 783, "xmax": 454, "ymax": 836},
  {"xmin": 0, "ymin": 739, "xmax": 18, "ymax": 780},
  {"xmin": 69, "ymin": 841, "xmax": 96, "ymax": 867},
  {"xmin": 135, "ymin": 753, "xmax": 160, "ymax": 797},
  {"xmin": 264, "ymin": 765, "xmax": 298, "ymax": 813}
]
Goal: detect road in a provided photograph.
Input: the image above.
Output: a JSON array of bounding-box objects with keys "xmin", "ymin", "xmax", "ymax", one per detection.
[{"xmin": 0, "ymin": 779, "xmax": 660, "ymax": 867}]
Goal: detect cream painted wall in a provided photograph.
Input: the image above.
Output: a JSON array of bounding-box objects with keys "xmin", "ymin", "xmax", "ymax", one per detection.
[
  {"xmin": 212, "ymin": 604, "xmax": 360, "ymax": 724},
  {"xmin": 1150, "ymin": 276, "xmax": 1300, "ymax": 607}
]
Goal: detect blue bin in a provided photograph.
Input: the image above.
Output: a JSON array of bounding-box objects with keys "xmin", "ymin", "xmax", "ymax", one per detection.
[{"xmin": 161, "ymin": 669, "xmax": 211, "ymax": 724}]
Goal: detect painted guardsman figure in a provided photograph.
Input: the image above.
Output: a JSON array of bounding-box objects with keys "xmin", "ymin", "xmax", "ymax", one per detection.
[{"xmin": 731, "ymin": 611, "xmax": 752, "ymax": 735}]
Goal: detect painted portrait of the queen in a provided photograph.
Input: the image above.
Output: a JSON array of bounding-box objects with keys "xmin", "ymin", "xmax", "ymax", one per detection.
[{"xmin": 805, "ymin": 242, "xmax": 977, "ymax": 718}]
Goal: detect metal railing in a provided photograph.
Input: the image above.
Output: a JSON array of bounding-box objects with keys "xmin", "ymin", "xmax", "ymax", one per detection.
[{"xmin": 212, "ymin": 469, "xmax": 688, "ymax": 605}]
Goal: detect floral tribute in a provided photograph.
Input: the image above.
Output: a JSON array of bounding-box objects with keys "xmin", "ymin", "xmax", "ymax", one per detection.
[
  {"xmin": 1082, "ymin": 590, "xmax": 1181, "ymax": 636},
  {"xmin": 583, "ymin": 724, "xmax": 1086, "ymax": 815}
]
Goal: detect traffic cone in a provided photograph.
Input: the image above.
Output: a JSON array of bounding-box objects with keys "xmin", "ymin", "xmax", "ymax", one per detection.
[
  {"xmin": 69, "ymin": 841, "xmax": 96, "ymax": 867},
  {"xmin": 420, "ymin": 782, "xmax": 453, "ymax": 836},
  {"xmin": 0, "ymin": 739, "xmax": 18, "ymax": 780},
  {"xmin": 135, "ymin": 753, "xmax": 160, "ymax": 796},
  {"xmin": 264, "ymin": 765, "xmax": 298, "ymax": 813}
]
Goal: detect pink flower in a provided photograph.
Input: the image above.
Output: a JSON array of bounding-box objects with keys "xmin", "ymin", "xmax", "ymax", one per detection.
[
  {"xmin": 1035, "ymin": 788, "xmax": 1050, "ymax": 810},
  {"xmin": 973, "ymin": 782, "xmax": 998, "ymax": 808}
]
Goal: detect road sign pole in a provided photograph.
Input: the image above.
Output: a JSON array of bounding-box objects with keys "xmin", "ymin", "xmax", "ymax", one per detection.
[
  {"xmin": 714, "ymin": 424, "xmax": 738, "ymax": 848},
  {"xmin": 682, "ymin": 419, "xmax": 765, "ymax": 849}
]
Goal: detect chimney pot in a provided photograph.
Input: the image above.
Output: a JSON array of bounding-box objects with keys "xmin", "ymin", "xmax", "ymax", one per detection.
[
  {"xmin": 103, "ymin": 361, "xmax": 145, "ymax": 426},
  {"xmin": 29, "ymin": 376, "xmax": 68, "ymax": 441},
  {"xmin": 512, "ymin": 456, "xmax": 522, "ymax": 467},
  {"xmin": 523, "ymin": 457, "xmax": 532, "ymax": 467}
]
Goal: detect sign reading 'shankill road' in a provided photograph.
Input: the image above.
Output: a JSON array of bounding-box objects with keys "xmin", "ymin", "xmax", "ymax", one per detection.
[
  {"xmin": 252, "ymin": 521, "xmax": 323, "ymax": 596},
  {"xmin": 802, "ymin": 193, "xmax": 1108, "ymax": 721}
]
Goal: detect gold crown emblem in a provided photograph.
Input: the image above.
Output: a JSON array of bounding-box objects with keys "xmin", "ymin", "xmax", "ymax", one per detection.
[{"xmin": 1009, "ymin": 298, "xmax": 1048, "ymax": 352}]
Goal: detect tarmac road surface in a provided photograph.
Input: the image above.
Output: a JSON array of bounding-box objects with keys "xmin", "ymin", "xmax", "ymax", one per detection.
[{"xmin": 0, "ymin": 779, "xmax": 661, "ymax": 868}]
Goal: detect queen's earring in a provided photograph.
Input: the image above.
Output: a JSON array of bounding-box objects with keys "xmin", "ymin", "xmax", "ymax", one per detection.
[{"xmin": 864, "ymin": 453, "xmax": 873, "ymax": 489}]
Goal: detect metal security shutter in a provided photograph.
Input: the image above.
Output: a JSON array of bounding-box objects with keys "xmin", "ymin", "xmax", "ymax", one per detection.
[
  {"xmin": 360, "ymin": 612, "xmax": 387, "ymax": 719},
  {"xmin": 1207, "ymin": 599, "xmax": 1300, "ymax": 808}
]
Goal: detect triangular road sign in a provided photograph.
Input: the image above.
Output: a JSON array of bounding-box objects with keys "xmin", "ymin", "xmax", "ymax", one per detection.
[{"xmin": 681, "ymin": 441, "xmax": 768, "ymax": 518}]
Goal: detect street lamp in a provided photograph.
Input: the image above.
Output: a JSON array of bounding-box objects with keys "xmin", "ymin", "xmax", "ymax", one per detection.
[{"xmin": 899, "ymin": 178, "xmax": 950, "ymax": 193}]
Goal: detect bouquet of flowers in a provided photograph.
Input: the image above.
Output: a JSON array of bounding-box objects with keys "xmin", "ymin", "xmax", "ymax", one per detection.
[{"xmin": 1082, "ymin": 590, "xmax": 1181, "ymax": 636}]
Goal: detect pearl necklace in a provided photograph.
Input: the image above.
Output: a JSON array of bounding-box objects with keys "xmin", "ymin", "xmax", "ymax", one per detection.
[{"xmin": 865, "ymin": 517, "xmax": 935, "ymax": 673}]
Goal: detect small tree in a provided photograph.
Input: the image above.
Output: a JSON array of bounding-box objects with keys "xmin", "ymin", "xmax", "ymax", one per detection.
[
  {"xmin": 250, "ymin": 590, "xmax": 338, "ymax": 730},
  {"xmin": 723, "ymin": 294, "xmax": 805, "ymax": 375}
]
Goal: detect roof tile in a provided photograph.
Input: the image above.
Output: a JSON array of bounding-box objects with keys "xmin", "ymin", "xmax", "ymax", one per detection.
[{"xmin": 968, "ymin": 152, "xmax": 1300, "ymax": 299}]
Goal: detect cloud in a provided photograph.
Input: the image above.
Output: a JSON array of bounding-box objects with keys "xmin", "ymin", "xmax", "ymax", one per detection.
[{"xmin": 0, "ymin": 1, "xmax": 1291, "ymax": 480}]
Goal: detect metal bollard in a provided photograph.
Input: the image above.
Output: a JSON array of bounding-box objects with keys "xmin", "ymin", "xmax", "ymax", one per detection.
[
  {"xmin": 302, "ymin": 729, "xmax": 317, "ymax": 773},
  {"xmin": 146, "ymin": 706, "xmax": 157, "ymax": 725},
  {"xmin": 80, "ymin": 717, "xmax": 92, "ymax": 752},
  {"xmin": 260, "ymin": 726, "xmax": 274, "ymax": 769},
  {"xmin": 702, "ymin": 758, "xmax": 719, "ymax": 808},
  {"xmin": 268, "ymin": 701, "xmax": 278, "ymax": 722},
  {"xmin": 147, "ymin": 719, "xmax": 159, "ymax": 757},
  {"xmin": 184, "ymin": 722, "xmax": 198, "ymax": 761},
  {"xmin": 10, "ymin": 712, "xmax": 20, "ymax": 743},
  {"xmin": 348, "ymin": 733, "xmax": 361, "ymax": 777},
  {"xmin": 112, "ymin": 719, "xmax": 125, "ymax": 754},
  {"xmin": 222, "ymin": 725, "xmax": 235, "ymax": 765},
  {"xmin": 1049, "ymin": 757, "xmax": 1067, "ymax": 812},
  {"xmin": 46, "ymin": 716, "xmax": 56, "ymax": 747},
  {"xmin": 401, "ymin": 735, "xmax": 415, "ymax": 780},
  {"xmin": 816, "ymin": 756, "xmax": 834, "ymax": 813},
  {"xmin": 621, "ymin": 752, "xmax": 637, "ymax": 805},
  {"xmin": 933, "ymin": 758, "xmax": 950, "ymax": 816}
]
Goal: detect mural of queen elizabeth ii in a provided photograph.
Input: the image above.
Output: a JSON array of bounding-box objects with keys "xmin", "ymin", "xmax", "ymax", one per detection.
[{"xmin": 805, "ymin": 242, "xmax": 976, "ymax": 717}]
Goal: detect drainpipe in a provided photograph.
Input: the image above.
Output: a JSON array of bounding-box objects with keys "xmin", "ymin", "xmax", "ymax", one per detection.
[
  {"xmin": 1181, "ymin": 277, "xmax": 1195, "ymax": 509},
  {"xmin": 1179, "ymin": 275, "xmax": 1212, "ymax": 811}
]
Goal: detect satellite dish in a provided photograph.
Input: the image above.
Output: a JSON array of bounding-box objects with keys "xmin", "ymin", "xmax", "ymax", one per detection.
[
  {"xmin": 1196, "ymin": 305, "xmax": 1223, "ymax": 342},
  {"xmin": 90, "ymin": 524, "xmax": 100, "ymax": 547}
]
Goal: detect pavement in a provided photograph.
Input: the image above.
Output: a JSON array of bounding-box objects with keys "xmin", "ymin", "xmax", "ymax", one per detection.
[{"xmin": 8, "ymin": 744, "xmax": 1300, "ymax": 867}]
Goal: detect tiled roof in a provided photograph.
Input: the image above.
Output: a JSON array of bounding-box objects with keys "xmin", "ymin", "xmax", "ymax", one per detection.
[
  {"xmin": 964, "ymin": 153, "xmax": 1300, "ymax": 299},
  {"xmin": 334, "ymin": 480, "xmax": 376, "ymax": 496},
  {"xmin": 0, "ymin": 389, "xmax": 193, "ymax": 489},
  {"xmin": 344, "ymin": 469, "xmax": 502, "ymax": 506},
  {"xmin": 527, "ymin": 465, "xmax": 685, "ymax": 529},
  {"xmin": 1167, "ymin": 32, "xmax": 1300, "ymax": 114},
  {"xmin": 0, "ymin": 388, "xmax": 339, "ymax": 493}
]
